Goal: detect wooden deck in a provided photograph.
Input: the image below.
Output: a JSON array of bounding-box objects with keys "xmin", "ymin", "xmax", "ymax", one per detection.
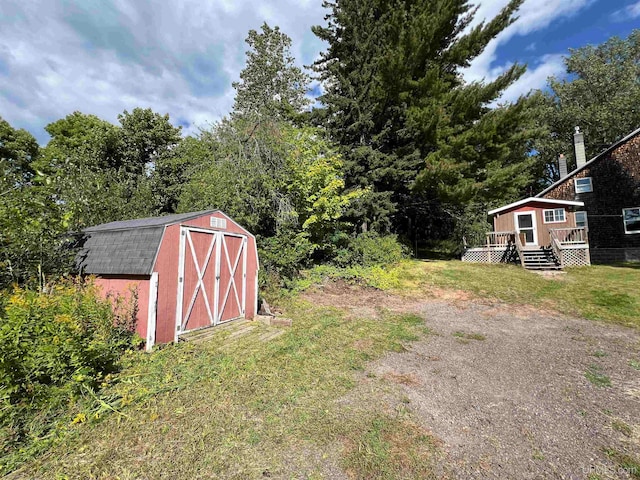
[{"xmin": 462, "ymin": 228, "xmax": 590, "ymax": 268}]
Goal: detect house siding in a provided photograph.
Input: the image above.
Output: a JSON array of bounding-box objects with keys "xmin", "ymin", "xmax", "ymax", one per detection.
[
  {"xmin": 541, "ymin": 132, "xmax": 640, "ymax": 262},
  {"xmin": 493, "ymin": 202, "xmax": 577, "ymax": 247}
]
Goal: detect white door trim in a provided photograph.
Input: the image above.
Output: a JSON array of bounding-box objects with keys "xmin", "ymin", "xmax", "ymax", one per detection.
[
  {"xmin": 175, "ymin": 227, "xmax": 218, "ymax": 339},
  {"xmin": 241, "ymin": 237, "xmax": 247, "ymax": 318},
  {"xmin": 213, "ymin": 231, "xmax": 222, "ymax": 326},
  {"xmin": 181, "ymin": 229, "xmax": 217, "ymax": 330},
  {"xmin": 514, "ymin": 211, "xmax": 538, "ymax": 246},
  {"xmin": 175, "ymin": 228, "xmax": 247, "ymax": 340},
  {"xmin": 217, "ymin": 234, "xmax": 246, "ymax": 323},
  {"xmin": 146, "ymin": 272, "xmax": 159, "ymax": 352},
  {"xmin": 174, "ymin": 227, "xmax": 187, "ymax": 342}
]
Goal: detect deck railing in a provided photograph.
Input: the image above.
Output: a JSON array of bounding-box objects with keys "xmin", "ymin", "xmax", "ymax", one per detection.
[
  {"xmin": 549, "ymin": 227, "xmax": 588, "ymax": 246},
  {"xmin": 462, "ymin": 231, "xmax": 518, "ymax": 264},
  {"xmin": 464, "ymin": 228, "xmax": 590, "ymax": 267},
  {"xmin": 513, "ymin": 231, "xmax": 525, "ymax": 267},
  {"xmin": 485, "ymin": 231, "xmax": 516, "ymax": 247},
  {"xmin": 551, "ymin": 236, "xmax": 563, "ymax": 267},
  {"xmin": 549, "ymin": 227, "xmax": 590, "ymax": 267}
]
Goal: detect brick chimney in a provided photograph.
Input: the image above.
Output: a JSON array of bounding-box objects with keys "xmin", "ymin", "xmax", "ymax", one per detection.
[
  {"xmin": 558, "ymin": 153, "xmax": 568, "ymax": 178},
  {"xmin": 574, "ymin": 126, "xmax": 587, "ymax": 169}
]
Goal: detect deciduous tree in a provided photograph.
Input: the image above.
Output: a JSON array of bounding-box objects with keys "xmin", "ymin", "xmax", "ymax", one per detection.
[
  {"xmin": 232, "ymin": 23, "xmax": 311, "ymax": 120},
  {"xmin": 531, "ymin": 30, "xmax": 640, "ymax": 186},
  {"xmin": 0, "ymin": 117, "xmax": 69, "ymax": 288}
]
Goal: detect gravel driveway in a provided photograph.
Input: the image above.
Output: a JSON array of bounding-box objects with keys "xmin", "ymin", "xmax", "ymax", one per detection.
[{"xmin": 306, "ymin": 285, "xmax": 640, "ymax": 479}]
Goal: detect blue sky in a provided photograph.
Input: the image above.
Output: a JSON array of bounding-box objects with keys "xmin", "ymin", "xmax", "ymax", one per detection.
[{"xmin": 0, "ymin": 0, "xmax": 638, "ymax": 144}]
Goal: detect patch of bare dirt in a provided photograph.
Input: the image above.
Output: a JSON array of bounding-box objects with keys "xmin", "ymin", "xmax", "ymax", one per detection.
[
  {"xmin": 352, "ymin": 338, "xmax": 374, "ymax": 351},
  {"xmin": 372, "ymin": 300, "xmax": 640, "ymax": 478},
  {"xmin": 533, "ymin": 270, "xmax": 568, "ymax": 280},
  {"xmin": 303, "ymin": 281, "xmax": 473, "ymax": 319},
  {"xmin": 314, "ymin": 280, "xmax": 640, "ymax": 479},
  {"xmin": 383, "ymin": 371, "xmax": 421, "ymax": 386}
]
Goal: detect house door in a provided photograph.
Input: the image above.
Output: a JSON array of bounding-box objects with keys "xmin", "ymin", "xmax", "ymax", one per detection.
[
  {"xmin": 175, "ymin": 227, "xmax": 247, "ymax": 339},
  {"xmin": 515, "ymin": 212, "xmax": 538, "ymax": 246}
]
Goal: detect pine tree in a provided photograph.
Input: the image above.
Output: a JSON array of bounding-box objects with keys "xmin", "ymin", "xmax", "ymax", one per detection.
[{"xmin": 312, "ymin": 0, "xmax": 536, "ymax": 239}]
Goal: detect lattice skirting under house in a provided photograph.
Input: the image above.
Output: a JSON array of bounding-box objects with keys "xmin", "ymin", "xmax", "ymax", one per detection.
[
  {"xmin": 560, "ymin": 247, "xmax": 591, "ymax": 267},
  {"xmin": 462, "ymin": 248, "xmax": 511, "ymax": 263}
]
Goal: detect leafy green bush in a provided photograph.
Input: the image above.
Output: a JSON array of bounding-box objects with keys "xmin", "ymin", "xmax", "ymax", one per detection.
[
  {"xmin": 299, "ymin": 264, "xmax": 405, "ymax": 291},
  {"xmin": 333, "ymin": 232, "xmax": 408, "ymax": 267},
  {"xmin": 258, "ymin": 229, "xmax": 315, "ymax": 285},
  {"xmin": 0, "ymin": 280, "xmax": 134, "ymax": 403},
  {"xmin": 0, "ymin": 279, "xmax": 136, "ymax": 462}
]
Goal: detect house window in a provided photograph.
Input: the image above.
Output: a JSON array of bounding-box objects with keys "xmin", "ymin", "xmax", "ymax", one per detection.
[
  {"xmin": 543, "ymin": 208, "xmax": 566, "ymax": 223},
  {"xmin": 575, "ymin": 177, "xmax": 593, "ymax": 193},
  {"xmin": 575, "ymin": 211, "xmax": 588, "ymax": 228},
  {"xmin": 623, "ymin": 207, "xmax": 640, "ymax": 234}
]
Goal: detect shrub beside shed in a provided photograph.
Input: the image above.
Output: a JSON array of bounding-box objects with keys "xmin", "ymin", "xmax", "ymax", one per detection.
[{"xmin": 77, "ymin": 210, "xmax": 259, "ymax": 350}]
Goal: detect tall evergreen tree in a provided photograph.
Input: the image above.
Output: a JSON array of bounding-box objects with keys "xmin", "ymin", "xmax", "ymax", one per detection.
[
  {"xmin": 313, "ymin": 0, "xmax": 536, "ymax": 240},
  {"xmin": 233, "ymin": 23, "xmax": 311, "ymax": 120}
]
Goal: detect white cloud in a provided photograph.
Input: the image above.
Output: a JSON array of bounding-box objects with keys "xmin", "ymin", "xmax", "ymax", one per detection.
[
  {"xmin": 0, "ymin": 0, "xmax": 327, "ymax": 143},
  {"xmin": 0, "ymin": 0, "xmax": 602, "ymax": 143},
  {"xmin": 463, "ymin": 0, "xmax": 595, "ymax": 100},
  {"xmin": 611, "ymin": 1, "xmax": 640, "ymax": 21},
  {"xmin": 498, "ymin": 54, "xmax": 565, "ymax": 102}
]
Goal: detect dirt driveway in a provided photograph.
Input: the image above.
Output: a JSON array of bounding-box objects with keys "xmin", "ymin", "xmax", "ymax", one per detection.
[{"xmin": 305, "ymin": 284, "xmax": 640, "ymax": 479}]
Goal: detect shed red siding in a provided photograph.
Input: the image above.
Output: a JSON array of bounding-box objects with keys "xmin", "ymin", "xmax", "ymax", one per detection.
[
  {"xmin": 152, "ymin": 211, "xmax": 259, "ymax": 345},
  {"xmin": 94, "ymin": 276, "xmax": 151, "ymax": 341},
  {"xmin": 90, "ymin": 211, "xmax": 259, "ymax": 347}
]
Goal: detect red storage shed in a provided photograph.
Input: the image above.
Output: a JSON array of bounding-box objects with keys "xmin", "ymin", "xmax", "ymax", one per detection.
[{"xmin": 77, "ymin": 210, "xmax": 259, "ymax": 350}]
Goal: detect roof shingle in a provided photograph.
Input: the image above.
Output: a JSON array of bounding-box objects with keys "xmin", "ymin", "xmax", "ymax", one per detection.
[{"xmin": 77, "ymin": 210, "xmax": 217, "ymax": 275}]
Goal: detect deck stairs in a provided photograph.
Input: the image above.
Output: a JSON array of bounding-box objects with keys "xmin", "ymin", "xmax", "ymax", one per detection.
[{"xmin": 520, "ymin": 248, "xmax": 561, "ymax": 270}]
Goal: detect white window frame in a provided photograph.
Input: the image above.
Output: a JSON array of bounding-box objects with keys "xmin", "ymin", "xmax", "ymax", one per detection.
[
  {"xmin": 623, "ymin": 207, "xmax": 640, "ymax": 234},
  {"xmin": 575, "ymin": 211, "xmax": 588, "ymax": 229},
  {"xmin": 543, "ymin": 208, "xmax": 566, "ymax": 224},
  {"xmin": 575, "ymin": 177, "xmax": 593, "ymax": 194}
]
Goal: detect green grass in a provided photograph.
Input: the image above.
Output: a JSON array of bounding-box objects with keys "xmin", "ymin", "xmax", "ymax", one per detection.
[
  {"xmin": 604, "ymin": 448, "xmax": 640, "ymax": 479},
  {"xmin": 612, "ymin": 419, "xmax": 633, "ymax": 437},
  {"xmin": 585, "ymin": 364, "xmax": 612, "ymax": 388},
  {"xmin": 304, "ymin": 260, "xmax": 640, "ymax": 329},
  {"xmin": 452, "ymin": 331, "xmax": 486, "ymax": 343},
  {"xmin": 532, "ymin": 450, "xmax": 545, "ymax": 461},
  {"xmin": 5, "ymin": 301, "xmax": 438, "ymax": 478},
  {"xmin": 342, "ymin": 415, "xmax": 439, "ymax": 479},
  {"xmin": 7, "ymin": 259, "xmax": 639, "ymax": 476}
]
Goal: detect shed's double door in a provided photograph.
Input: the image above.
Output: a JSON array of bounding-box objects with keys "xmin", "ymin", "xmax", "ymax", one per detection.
[{"xmin": 175, "ymin": 227, "xmax": 247, "ymax": 335}]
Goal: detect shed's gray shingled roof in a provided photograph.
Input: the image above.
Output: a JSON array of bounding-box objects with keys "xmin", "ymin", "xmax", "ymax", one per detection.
[
  {"xmin": 84, "ymin": 210, "xmax": 215, "ymax": 232},
  {"xmin": 77, "ymin": 210, "xmax": 216, "ymax": 275}
]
